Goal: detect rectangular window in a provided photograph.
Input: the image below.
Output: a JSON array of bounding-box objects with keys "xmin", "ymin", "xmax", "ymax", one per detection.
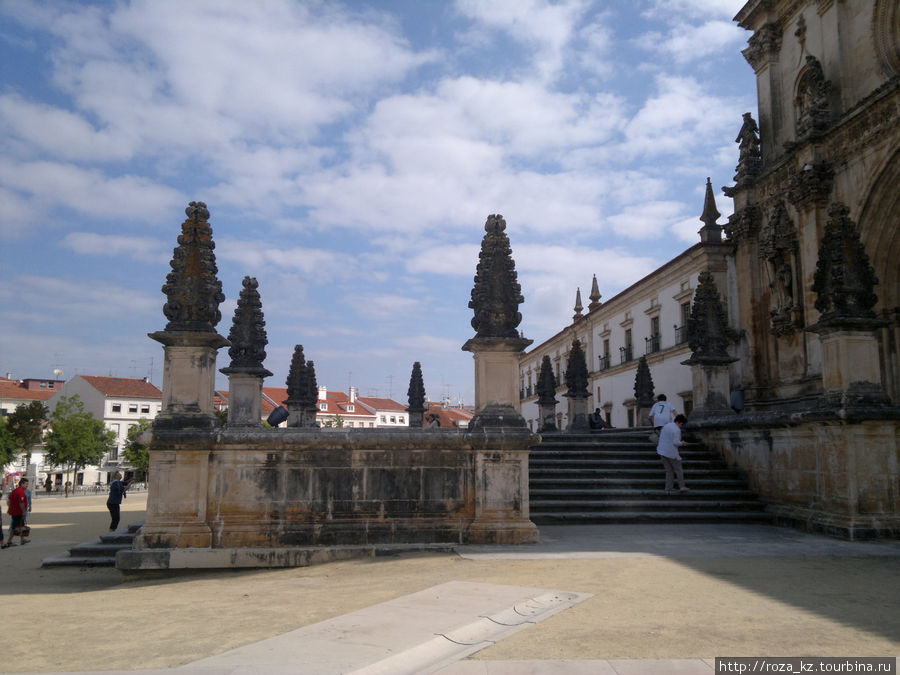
[
  {"xmin": 112, "ymin": 403, "xmax": 122, "ymax": 413},
  {"xmin": 128, "ymin": 404, "xmax": 138, "ymax": 413},
  {"xmin": 369, "ymin": 422, "xmax": 374, "ymax": 428},
  {"xmin": 140, "ymin": 405, "xmax": 150, "ymax": 414},
  {"xmin": 390, "ymin": 416, "xmax": 396, "ymax": 423},
  {"xmin": 380, "ymin": 415, "xmax": 386, "ymax": 423},
  {"xmin": 681, "ymin": 302, "xmax": 691, "ymax": 326},
  {"xmin": 399, "ymin": 416, "xmax": 405, "ymax": 424},
  {"xmin": 346, "ymin": 404, "xmax": 354, "ymax": 412},
  {"xmin": 320, "ymin": 402, "xmax": 328, "ymax": 411}
]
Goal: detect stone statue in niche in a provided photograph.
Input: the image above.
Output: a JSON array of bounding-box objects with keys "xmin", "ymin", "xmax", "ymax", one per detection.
[
  {"xmin": 795, "ymin": 55, "xmax": 832, "ymax": 138},
  {"xmin": 759, "ymin": 201, "xmax": 799, "ymax": 336},
  {"xmin": 733, "ymin": 112, "xmax": 761, "ymax": 183}
]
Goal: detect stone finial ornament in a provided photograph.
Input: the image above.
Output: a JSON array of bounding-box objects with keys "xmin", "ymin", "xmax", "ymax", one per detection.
[
  {"xmin": 685, "ymin": 271, "xmax": 733, "ymax": 363},
  {"xmin": 536, "ymin": 355, "xmax": 558, "ymax": 406},
  {"xmin": 811, "ymin": 203, "xmax": 879, "ymax": 325},
  {"xmin": 286, "ymin": 345, "xmax": 308, "ymax": 406},
  {"xmin": 634, "ymin": 355, "xmax": 655, "ymax": 408},
  {"xmin": 161, "ymin": 201, "xmax": 225, "ymax": 332},
  {"xmin": 733, "ymin": 113, "xmax": 762, "ymax": 184},
  {"xmin": 573, "ymin": 287, "xmax": 583, "ymax": 320},
  {"xmin": 588, "ymin": 275, "xmax": 601, "ymax": 310},
  {"xmin": 224, "ymin": 277, "xmax": 270, "ymax": 373},
  {"xmin": 564, "ymin": 339, "xmax": 589, "ymax": 398},
  {"xmin": 698, "ymin": 177, "xmax": 722, "ymax": 243},
  {"xmin": 407, "ymin": 362, "xmax": 426, "ymax": 414},
  {"xmin": 469, "ymin": 214, "xmax": 524, "ymax": 339},
  {"xmin": 303, "ymin": 360, "xmax": 319, "ymax": 413}
]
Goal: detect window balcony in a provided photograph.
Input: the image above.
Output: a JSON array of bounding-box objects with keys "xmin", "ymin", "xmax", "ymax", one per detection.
[
  {"xmin": 645, "ymin": 335, "xmax": 660, "ymax": 354},
  {"xmin": 619, "ymin": 346, "xmax": 633, "ymax": 364},
  {"xmin": 598, "ymin": 355, "xmax": 610, "ymax": 371},
  {"xmin": 674, "ymin": 324, "xmax": 688, "ymax": 345}
]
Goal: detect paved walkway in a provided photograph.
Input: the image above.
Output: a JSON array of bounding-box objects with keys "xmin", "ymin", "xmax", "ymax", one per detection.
[{"xmin": 4, "ymin": 494, "xmax": 899, "ymax": 674}]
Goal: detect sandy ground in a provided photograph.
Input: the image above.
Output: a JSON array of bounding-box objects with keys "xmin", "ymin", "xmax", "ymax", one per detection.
[{"xmin": 1, "ymin": 493, "xmax": 898, "ymax": 673}]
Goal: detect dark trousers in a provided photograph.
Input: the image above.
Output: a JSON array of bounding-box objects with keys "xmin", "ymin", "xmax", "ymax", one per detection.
[{"xmin": 107, "ymin": 503, "xmax": 121, "ymax": 531}]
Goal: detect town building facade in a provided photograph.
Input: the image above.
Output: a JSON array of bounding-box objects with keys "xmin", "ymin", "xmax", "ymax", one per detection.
[{"xmin": 45, "ymin": 375, "xmax": 162, "ymax": 485}]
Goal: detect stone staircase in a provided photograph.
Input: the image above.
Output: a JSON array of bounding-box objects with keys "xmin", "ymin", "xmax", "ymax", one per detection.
[
  {"xmin": 529, "ymin": 429, "xmax": 772, "ymax": 525},
  {"xmin": 42, "ymin": 521, "xmax": 143, "ymax": 568}
]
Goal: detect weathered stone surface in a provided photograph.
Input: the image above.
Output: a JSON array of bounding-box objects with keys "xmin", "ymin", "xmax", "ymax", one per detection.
[
  {"xmin": 132, "ymin": 428, "xmax": 538, "ymax": 557},
  {"xmin": 535, "ymin": 355, "xmax": 558, "ymax": 432},
  {"xmin": 468, "ymin": 214, "xmax": 525, "ymax": 339}
]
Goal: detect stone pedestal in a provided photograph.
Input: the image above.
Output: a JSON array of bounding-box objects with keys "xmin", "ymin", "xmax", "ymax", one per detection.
[
  {"xmin": 221, "ymin": 368, "xmax": 271, "ymax": 426},
  {"xmin": 463, "ymin": 336, "xmax": 532, "ymax": 428},
  {"xmin": 807, "ymin": 322, "xmax": 891, "ymax": 408},
  {"xmin": 538, "ymin": 401, "xmax": 558, "ymax": 432},
  {"xmin": 565, "ymin": 394, "xmax": 590, "ymax": 431},
  {"xmin": 683, "ymin": 355, "xmax": 737, "ymax": 423},
  {"xmin": 149, "ymin": 330, "xmax": 229, "ymax": 429},
  {"xmin": 408, "ymin": 410, "xmax": 424, "ymax": 428}
]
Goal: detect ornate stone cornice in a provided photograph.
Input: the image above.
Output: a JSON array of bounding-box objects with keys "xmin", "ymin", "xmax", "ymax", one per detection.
[
  {"xmin": 724, "ymin": 205, "xmax": 762, "ymax": 244},
  {"xmin": 787, "ymin": 161, "xmax": 834, "ymax": 209},
  {"xmin": 742, "ymin": 22, "xmax": 783, "ymax": 72}
]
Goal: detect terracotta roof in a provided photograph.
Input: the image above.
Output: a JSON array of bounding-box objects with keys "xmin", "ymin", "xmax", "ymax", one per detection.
[
  {"xmin": 356, "ymin": 396, "xmax": 408, "ymax": 412},
  {"xmin": 423, "ymin": 403, "xmax": 474, "ymax": 428},
  {"xmin": 0, "ymin": 380, "xmax": 58, "ymax": 402},
  {"xmin": 79, "ymin": 375, "xmax": 162, "ymax": 398}
]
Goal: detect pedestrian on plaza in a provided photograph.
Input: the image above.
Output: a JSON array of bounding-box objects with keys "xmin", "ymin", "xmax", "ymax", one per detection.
[
  {"xmin": 656, "ymin": 414, "xmax": 690, "ymax": 494},
  {"xmin": 648, "ymin": 394, "xmax": 676, "ymax": 433},
  {"xmin": 106, "ymin": 472, "xmax": 133, "ymax": 532},
  {"xmin": 2, "ymin": 477, "xmax": 31, "ymax": 548},
  {"xmin": 6, "ymin": 478, "xmax": 32, "ymax": 542}
]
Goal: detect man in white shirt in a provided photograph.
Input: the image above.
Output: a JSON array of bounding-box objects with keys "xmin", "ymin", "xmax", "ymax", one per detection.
[
  {"xmin": 656, "ymin": 414, "xmax": 689, "ymax": 493},
  {"xmin": 648, "ymin": 394, "xmax": 676, "ymax": 431}
]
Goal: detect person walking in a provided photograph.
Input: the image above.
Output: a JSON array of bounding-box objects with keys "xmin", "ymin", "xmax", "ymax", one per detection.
[
  {"xmin": 656, "ymin": 414, "xmax": 690, "ymax": 494},
  {"xmin": 6, "ymin": 478, "xmax": 32, "ymax": 542},
  {"xmin": 648, "ymin": 394, "xmax": 676, "ymax": 434},
  {"xmin": 106, "ymin": 472, "xmax": 133, "ymax": 532},
  {"xmin": 2, "ymin": 478, "xmax": 31, "ymax": 548}
]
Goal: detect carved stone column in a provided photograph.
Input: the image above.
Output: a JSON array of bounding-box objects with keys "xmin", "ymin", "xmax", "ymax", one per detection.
[
  {"xmin": 220, "ymin": 277, "xmax": 272, "ymax": 426},
  {"xmin": 150, "ymin": 202, "xmax": 228, "ymax": 431},
  {"xmin": 407, "ymin": 361, "xmax": 426, "ymax": 428},
  {"xmin": 634, "ymin": 355, "xmax": 655, "ymax": 427},
  {"xmin": 535, "ymin": 354, "xmax": 559, "ymax": 432},
  {"xmin": 807, "ymin": 203, "xmax": 890, "ymax": 408},
  {"xmin": 682, "ymin": 271, "xmax": 737, "ymax": 422},
  {"xmin": 564, "ymin": 338, "xmax": 590, "ymax": 431},
  {"xmin": 463, "ymin": 214, "xmax": 533, "ymax": 429}
]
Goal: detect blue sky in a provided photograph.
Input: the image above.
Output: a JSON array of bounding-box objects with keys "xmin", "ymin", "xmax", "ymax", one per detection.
[{"xmin": 0, "ymin": 0, "xmax": 755, "ymax": 405}]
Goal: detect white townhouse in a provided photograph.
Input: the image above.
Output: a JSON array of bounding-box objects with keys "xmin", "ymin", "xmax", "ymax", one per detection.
[{"xmin": 46, "ymin": 375, "xmax": 162, "ymax": 484}]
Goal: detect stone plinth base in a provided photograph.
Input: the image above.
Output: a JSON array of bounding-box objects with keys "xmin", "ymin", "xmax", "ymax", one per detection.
[
  {"xmin": 693, "ymin": 413, "xmax": 900, "ymax": 539},
  {"xmin": 118, "ymin": 542, "xmax": 456, "ymax": 572},
  {"xmin": 129, "ymin": 427, "xmax": 539, "ymax": 565}
]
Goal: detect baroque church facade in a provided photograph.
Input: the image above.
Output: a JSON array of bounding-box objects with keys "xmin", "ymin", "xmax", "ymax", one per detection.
[{"xmin": 520, "ymin": 0, "xmax": 899, "ymax": 538}]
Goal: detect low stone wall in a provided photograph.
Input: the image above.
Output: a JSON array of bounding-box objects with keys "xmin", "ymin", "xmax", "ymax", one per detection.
[
  {"xmin": 123, "ymin": 427, "xmax": 538, "ymax": 569},
  {"xmin": 693, "ymin": 412, "xmax": 900, "ymax": 539}
]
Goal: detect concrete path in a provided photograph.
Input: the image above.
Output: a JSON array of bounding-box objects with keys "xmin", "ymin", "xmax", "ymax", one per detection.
[{"xmin": 3, "ymin": 494, "xmax": 899, "ymax": 674}]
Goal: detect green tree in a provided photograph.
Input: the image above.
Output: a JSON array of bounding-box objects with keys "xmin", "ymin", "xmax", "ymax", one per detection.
[
  {"xmin": 43, "ymin": 395, "xmax": 115, "ymax": 496},
  {"xmin": 123, "ymin": 418, "xmax": 153, "ymax": 480},
  {"xmin": 6, "ymin": 400, "xmax": 48, "ymax": 466},
  {"xmin": 322, "ymin": 414, "xmax": 344, "ymax": 428},
  {"xmin": 0, "ymin": 417, "xmax": 16, "ymax": 469}
]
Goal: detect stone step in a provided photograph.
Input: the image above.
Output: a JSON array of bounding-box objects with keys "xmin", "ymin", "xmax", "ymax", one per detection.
[
  {"xmin": 530, "ymin": 468, "xmax": 744, "ymax": 479},
  {"xmin": 531, "ymin": 488, "xmax": 760, "ymax": 500},
  {"xmin": 531, "ymin": 447, "xmax": 713, "ymax": 458},
  {"xmin": 41, "ymin": 521, "xmax": 142, "ymax": 569},
  {"xmin": 530, "ymin": 477, "xmax": 749, "ymax": 488},
  {"xmin": 531, "ymin": 498, "xmax": 768, "ymax": 512},
  {"xmin": 530, "ymin": 458, "xmax": 727, "ymax": 469},
  {"xmin": 531, "ymin": 511, "xmax": 775, "ymax": 525}
]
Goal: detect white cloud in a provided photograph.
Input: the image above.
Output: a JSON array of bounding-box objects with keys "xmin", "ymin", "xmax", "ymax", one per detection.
[
  {"xmin": 647, "ymin": 20, "xmax": 746, "ymax": 65},
  {"xmin": 0, "ymin": 94, "xmax": 135, "ymax": 162},
  {"xmin": 352, "ymin": 293, "xmax": 421, "ymax": 319},
  {"xmin": 1, "ymin": 275, "xmax": 158, "ymax": 320},
  {"xmin": 0, "ymin": 159, "xmax": 183, "ymax": 225},
  {"xmin": 215, "ymin": 240, "xmax": 353, "ymax": 281},
  {"xmin": 60, "ymin": 232, "xmax": 168, "ymax": 263},
  {"xmin": 607, "ymin": 200, "xmax": 688, "ymax": 239},
  {"xmin": 646, "ymin": 0, "xmax": 746, "ymax": 21},
  {"xmin": 454, "ymin": 0, "xmax": 587, "ymax": 81}
]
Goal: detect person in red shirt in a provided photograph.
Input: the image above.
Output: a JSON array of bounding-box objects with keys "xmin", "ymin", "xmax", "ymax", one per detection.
[{"xmin": 2, "ymin": 478, "xmax": 30, "ymax": 548}]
